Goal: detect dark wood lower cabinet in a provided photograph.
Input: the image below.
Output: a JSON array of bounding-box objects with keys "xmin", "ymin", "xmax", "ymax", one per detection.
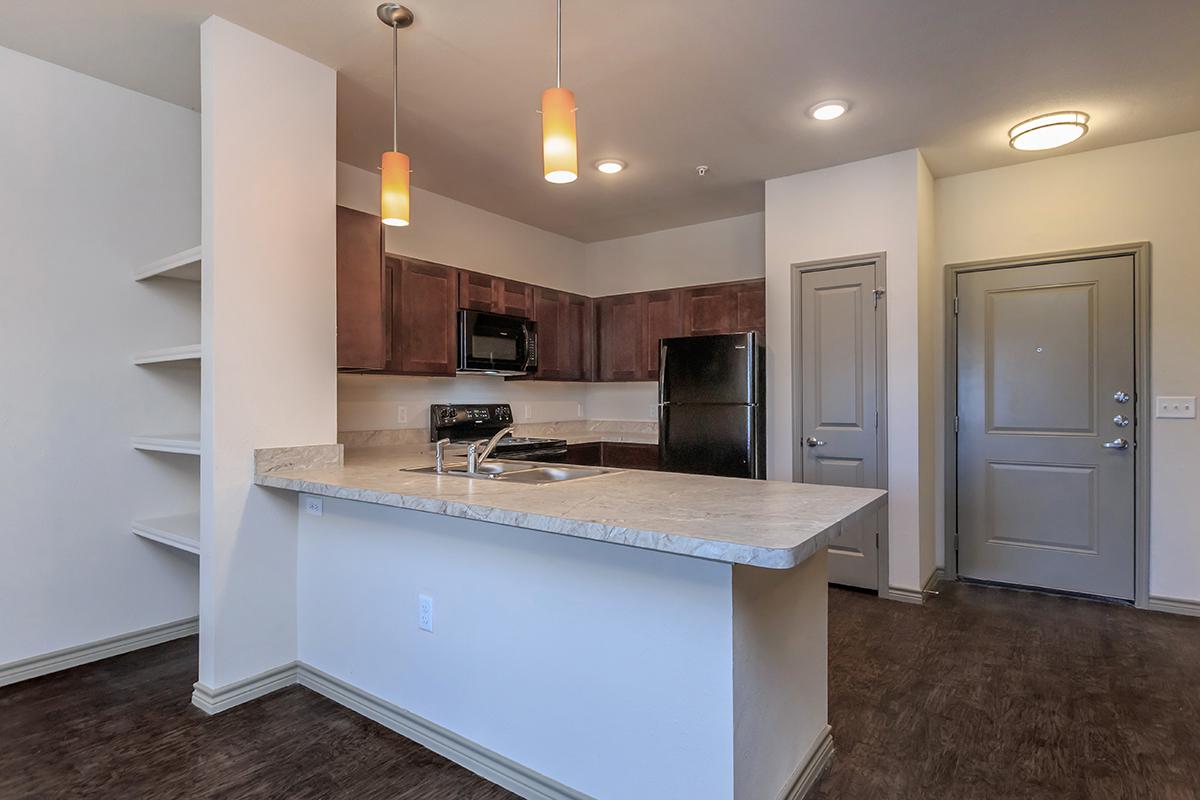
[{"xmin": 561, "ymin": 441, "xmax": 660, "ymax": 470}]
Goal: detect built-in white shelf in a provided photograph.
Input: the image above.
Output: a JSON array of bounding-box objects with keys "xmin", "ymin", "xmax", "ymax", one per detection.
[
  {"xmin": 132, "ymin": 512, "xmax": 200, "ymax": 556},
  {"xmin": 131, "ymin": 434, "xmax": 201, "ymax": 456},
  {"xmin": 133, "ymin": 246, "xmax": 201, "ymax": 282},
  {"xmin": 132, "ymin": 344, "xmax": 202, "ymax": 365}
]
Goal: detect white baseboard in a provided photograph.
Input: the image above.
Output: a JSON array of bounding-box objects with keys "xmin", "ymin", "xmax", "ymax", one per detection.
[
  {"xmin": 191, "ymin": 661, "xmax": 300, "ymax": 715},
  {"xmin": 885, "ymin": 568, "xmax": 944, "ymax": 606},
  {"xmin": 297, "ymin": 663, "xmax": 593, "ymax": 800},
  {"xmin": 0, "ymin": 616, "xmax": 198, "ymax": 688},
  {"xmin": 778, "ymin": 724, "xmax": 835, "ymax": 800},
  {"xmin": 885, "ymin": 586, "xmax": 924, "ymax": 604},
  {"xmin": 1146, "ymin": 594, "xmax": 1200, "ymax": 618}
]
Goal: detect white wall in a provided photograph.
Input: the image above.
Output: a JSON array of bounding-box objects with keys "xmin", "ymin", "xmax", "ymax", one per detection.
[
  {"xmin": 765, "ymin": 150, "xmax": 935, "ymax": 593},
  {"xmin": 299, "ymin": 496, "xmax": 736, "ymax": 799},
  {"xmin": 336, "ymin": 164, "xmax": 756, "ymax": 432},
  {"xmin": 936, "ymin": 131, "xmax": 1200, "ymax": 604},
  {"xmin": 584, "ymin": 213, "xmax": 765, "ymax": 296},
  {"xmin": 0, "ymin": 46, "xmax": 200, "ymax": 667},
  {"xmin": 199, "ymin": 17, "xmax": 338, "ymax": 689}
]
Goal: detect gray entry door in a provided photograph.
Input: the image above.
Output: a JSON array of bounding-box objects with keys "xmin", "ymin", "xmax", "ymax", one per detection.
[
  {"xmin": 799, "ymin": 263, "xmax": 881, "ymax": 590},
  {"xmin": 956, "ymin": 256, "xmax": 1136, "ymax": 599}
]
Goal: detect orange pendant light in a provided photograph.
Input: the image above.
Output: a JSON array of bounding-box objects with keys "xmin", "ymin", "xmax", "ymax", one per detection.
[
  {"xmin": 542, "ymin": 0, "xmax": 578, "ymax": 184},
  {"xmin": 378, "ymin": 4, "xmax": 414, "ymax": 226}
]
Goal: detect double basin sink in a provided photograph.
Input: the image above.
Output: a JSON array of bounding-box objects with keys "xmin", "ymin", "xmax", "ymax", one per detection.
[{"xmin": 407, "ymin": 459, "xmax": 619, "ymax": 485}]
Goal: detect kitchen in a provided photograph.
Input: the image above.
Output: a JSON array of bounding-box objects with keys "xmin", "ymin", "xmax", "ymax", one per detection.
[{"xmin": 3, "ymin": 2, "xmax": 1200, "ymax": 799}]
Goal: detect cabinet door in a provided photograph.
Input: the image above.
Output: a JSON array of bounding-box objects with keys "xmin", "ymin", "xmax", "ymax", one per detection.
[
  {"xmin": 561, "ymin": 442, "xmax": 602, "ymax": 466},
  {"xmin": 601, "ymin": 442, "xmax": 661, "ymax": 470},
  {"xmin": 532, "ymin": 287, "xmax": 563, "ymax": 379},
  {"xmin": 643, "ymin": 289, "xmax": 682, "ymax": 380},
  {"xmin": 559, "ymin": 293, "xmax": 593, "ymax": 381},
  {"xmin": 597, "ymin": 294, "xmax": 647, "ymax": 381},
  {"xmin": 336, "ymin": 206, "xmax": 386, "ymax": 370},
  {"xmin": 458, "ymin": 271, "xmax": 496, "ymax": 312},
  {"xmin": 681, "ymin": 283, "xmax": 737, "ymax": 336},
  {"xmin": 393, "ymin": 258, "xmax": 458, "ymax": 376},
  {"xmin": 494, "ymin": 278, "xmax": 534, "ymax": 317},
  {"xmin": 733, "ymin": 280, "xmax": 766, "ymax": 336}
]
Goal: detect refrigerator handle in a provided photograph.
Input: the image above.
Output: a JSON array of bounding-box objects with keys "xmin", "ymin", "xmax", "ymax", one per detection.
[{"xmin": 658, "ymin": 342, "xmax": 668, "ymax": 402}]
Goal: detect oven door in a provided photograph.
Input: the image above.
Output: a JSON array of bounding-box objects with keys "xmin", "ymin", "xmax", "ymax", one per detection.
[{"xmin": 458, "ymin": 310, "xmax": 535, "ymax": 375}]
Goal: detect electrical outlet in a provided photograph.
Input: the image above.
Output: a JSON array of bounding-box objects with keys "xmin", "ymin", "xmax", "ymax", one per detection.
[
  {"xmin": 397, "ymin": 406, "xmax": 408, "ymax": 424},
  {"xmin": 303, "ymin": 495, "xmax": 323, "ymax": 516},
  {"xmin": 1156, "ymin": 396, "xmax": 1197, "ymax": 419},
  {"xmin": 418, "ymin": 594, "xmax": 434, "ymax": 632}
]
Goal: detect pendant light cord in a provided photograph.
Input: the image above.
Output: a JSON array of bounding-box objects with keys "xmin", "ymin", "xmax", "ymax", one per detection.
[
  {"xmin": 392, "ymin": 20, "xmax": 399, "ymax": 152},
  {"xmin": 555, "ymin": 0, "xmax": 561, "ymax": 88}
]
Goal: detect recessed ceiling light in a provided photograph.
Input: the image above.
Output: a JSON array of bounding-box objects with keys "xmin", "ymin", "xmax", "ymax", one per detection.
[
  {"xmin": 594, "ymin": 159, "xmax": 627, "ymax": 174},
  {"xmin": 1008, "ymin": 111, "xmax": 1089, "ymax": 151},
  {"xmin": 808, "ymin": 100, "xmax": 849, "ymax": 121}
]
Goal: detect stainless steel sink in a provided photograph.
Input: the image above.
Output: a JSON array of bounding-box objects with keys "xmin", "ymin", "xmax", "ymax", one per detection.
[{"xmin": 406, "ymin": 460, "xmax": 619, "ymax": 485}]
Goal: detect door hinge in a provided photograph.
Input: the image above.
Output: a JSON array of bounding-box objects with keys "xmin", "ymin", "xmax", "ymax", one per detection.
[
  {"xmin": 875, "ymin": 531, "xmax": 880, "ymax": 549},
  {"xmin": 953, "ymin": 296, "xmax": 960, "ymax": 316},
  {"xmin": 873, "ymin": 288, "xmax": 885, "ymax": 308},
  {"xmin": 874, "ymin": 410, "xmax": 879, "ymax": 430},
  {"xmin": 953, "ymin": 532, "xmax": 959, "ymax": 551},
  {"xmin": 954, "ymin": 415, "xmax": 959, "ymax": 433}
]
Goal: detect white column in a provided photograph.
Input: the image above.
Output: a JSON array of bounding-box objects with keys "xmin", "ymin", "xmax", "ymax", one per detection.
[{"xmin": 197, "ymin": 16, "xmax": 337, "ymax": 697}]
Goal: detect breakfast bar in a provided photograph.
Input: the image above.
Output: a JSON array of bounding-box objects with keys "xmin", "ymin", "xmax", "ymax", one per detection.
[{"xmin": 255, "ymin": 444, "xmax": 886, "ymax": 800}]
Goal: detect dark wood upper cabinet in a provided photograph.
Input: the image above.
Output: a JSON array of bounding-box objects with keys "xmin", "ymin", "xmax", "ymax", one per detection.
[
  {"xmin": 524, "ymin": 288, "xmax": 591, "ymax": 382},
  {"xmin": 459, "ymin": 271, "xmax": 534, "ymax": 317},
  {"xmin": 390, "ymin": 257, "xmax": 458, "ymax": 376},
  {"xmin": 336, "ymin": 206, "xmax": 386, "ymax": 370},
  {"xmin": 681, "ymin": 279, "xmax": 766, "ymax": 338},
  {"xmin": 532, "ymin": 287, "xmax": 564, "ymax": 380},
  {"xmin": 561, "ymin": 293, "xmax": 593, "ymax": 382},
  {"xmin": 336, "ymin": 209, "xmax": 765, "ymax": 383},
  {"xmin": 643, "ymin": 289, "xmax": 682, "ymax": 381},
  {"xmin": 596, "ymin": 293, "xmax": 647, "ymax": 382},
  {"xmin": 733, "ymin": 280, "xmax": 766, "ymax": 336}
]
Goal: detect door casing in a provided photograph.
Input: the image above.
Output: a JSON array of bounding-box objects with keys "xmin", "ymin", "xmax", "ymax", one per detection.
[
  {"xmin": 943, "ymin": 243, "xmax": 1152, "ymax": 608},
  {"xmin": 791, "ymin": 253, "xmax": 889, "ymax": 598}
]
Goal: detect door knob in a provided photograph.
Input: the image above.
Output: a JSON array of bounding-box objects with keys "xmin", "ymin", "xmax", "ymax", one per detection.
[
  {"xmin": 1113, "ymin": 414, "xmax": 1130, "ymax": 428},
  {"xmin": 806, "ymin": 437, "xmax": 826, "ymax": 447},
  {"xmin": 1102, "ymin": 438, "xmax": 1130, "ymax": 450}
]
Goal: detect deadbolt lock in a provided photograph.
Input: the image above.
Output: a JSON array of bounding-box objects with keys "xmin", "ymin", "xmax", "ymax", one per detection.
[
  {"xmin": 1113, "ymin": 414, "xmax": 1130, "ymax": 428},
  {"xmin": 1114, "ymin": 391, "xmax": 1131, "ymax": 404}
]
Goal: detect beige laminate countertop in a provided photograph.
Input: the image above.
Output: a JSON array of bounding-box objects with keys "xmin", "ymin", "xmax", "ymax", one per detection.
[{"xmin": 254, "ymin": 445, "xmax": 886, "ymax": 569}]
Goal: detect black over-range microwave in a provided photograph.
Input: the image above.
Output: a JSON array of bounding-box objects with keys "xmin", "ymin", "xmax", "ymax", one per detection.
[{"xmin": 457, "ymin": 309, "xmax": 538, "ymax": 376}]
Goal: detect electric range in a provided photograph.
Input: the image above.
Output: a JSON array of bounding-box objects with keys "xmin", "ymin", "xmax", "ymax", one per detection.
[{"xmin": 429, "ymin": 404, "xmax": 568, "ymax": 461}]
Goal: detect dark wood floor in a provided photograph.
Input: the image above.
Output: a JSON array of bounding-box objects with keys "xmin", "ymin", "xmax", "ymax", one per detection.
[{"xmin": 3, "ymin": 582, "xmax": 1198, "ymax": 799}]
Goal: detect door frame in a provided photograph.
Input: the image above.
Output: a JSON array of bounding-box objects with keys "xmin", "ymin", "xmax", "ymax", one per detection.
[
  {"xmin": 791, "ymin": 253, "xmax": 889, "ymax": 597},
  {"xmin": 943, "ymin": 242, "xmax": 1152, "ymax": 607}
]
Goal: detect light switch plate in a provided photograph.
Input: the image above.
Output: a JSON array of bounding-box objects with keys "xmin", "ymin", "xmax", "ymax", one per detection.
[
  {"xmin": 1156, "ymin": 396, "xmax": 1196, "ymax": 419},
  {"xmin": 303, "ymin": 495, "xmax": 324, "ymax": 516}
]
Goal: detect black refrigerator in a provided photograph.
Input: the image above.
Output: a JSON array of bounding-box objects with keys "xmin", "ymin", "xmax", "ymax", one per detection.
[{"xmin": 658, "ymin": 332, "xmax": 766, "ymax": 479}]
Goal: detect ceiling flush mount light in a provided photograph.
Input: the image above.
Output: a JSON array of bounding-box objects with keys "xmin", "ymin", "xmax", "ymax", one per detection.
[
  {"xmin": 594, "ymin": 159, "xmax": 626, "ymax": 174},
  {"xmin": 808, "ymin": 100, "xmax": 849, "ymax": 121},
  {"xmin": 1008, "ymin": 111, "xmax": 1090, "ymax": 151},
  {"xmin": 542, "ymin": 0, "xmax": 578, "ymax": 184},
  {"xmin": 378, "ymin": 3, "xmax": 414, "ymax": 226}
]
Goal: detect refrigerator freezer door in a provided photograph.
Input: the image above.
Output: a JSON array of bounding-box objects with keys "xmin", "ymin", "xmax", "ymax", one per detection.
[
  {"xmin": 660, "ymin": 403, "xmax": 761, "ymax": 479},
  {"xmin": 659, "ymin": 333, "xmax": 756, "ymax": 405}
]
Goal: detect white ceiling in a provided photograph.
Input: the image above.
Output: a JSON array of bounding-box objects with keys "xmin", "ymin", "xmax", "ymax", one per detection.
[{"xmin": 4, "ymin": 0, "xmax": 1199, "ymax": 241}]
